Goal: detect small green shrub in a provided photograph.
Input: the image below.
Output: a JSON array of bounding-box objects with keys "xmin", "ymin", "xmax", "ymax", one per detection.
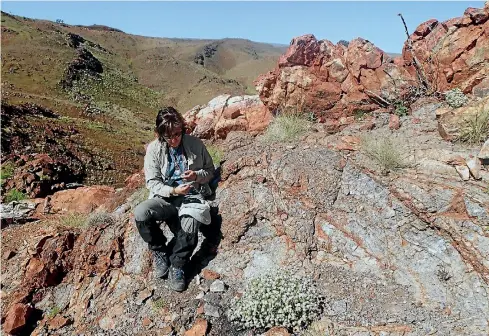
[
  {"xmin": 394, "ymin": 101, "xmax": 409, "ymax": 117},
  {"xmin": 456, "ymin": 106, "xmax": 489, "ymax": 144},
  {"xmin": 207, "ymin": 145, "xmax": 224, "ymax": 166},
  {"xmin": 306, "ymin": 111, "xmax": 318, "ymax": 123},
  {"xmin": 4, "ymin": 189, "xmax": 26, "ymax": 203},
  {"xmin": 263, "ymin": 114, "xmax": 311, "ymax": 143},
  {"xmin": 47, "ymin": 306, "xmax": 61, "ymax": 319},
  {"xmin": 353, "ymin": 109, "xmax": 367, "ymax": 120},
  {"xmin": 361, "ymin": 135, "xmax": 407, "ymax": 175},
  {"xmin": 86, "ymin": 211, "xmax": 116, "ymax": 226},
  {"xmin": 152, "ymin": 298, "xmax": 166, "ymax": 312},
  {"xmin": 228, "ymin": 272, "xmax": 322, "ymax": 331},
  {"xmin": 445, "ymin": 88, "xmax": 469, "ymax": 108},
  {"xmin": 0, "ymin": 162, "xmax": 15, "ymax": 186}
]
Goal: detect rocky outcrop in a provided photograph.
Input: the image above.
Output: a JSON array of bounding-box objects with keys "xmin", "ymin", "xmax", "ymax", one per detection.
[
  {"xmin": 1, "ymin": 102, "xmax": 119, "ymax": 198},
  {"xmin": 403, "ymin": 5, "xmax": 489, "ymax": 95},
  {"xmin": 194, "ymin": 42, "xmax": 221, "ymax": 66},
  {"xmin": 4, "ymin": 98, "xmax": 488, "ymax": 335},
  {"xmin": 48, "ymin": 186, "xmax": 117, "ymax": 214},
  {"xmin": 59, "ymin": 48, "xmax": 103, "ymax": 89},
  {"xmin": 183, "ymin": 94, "xmax": 273, "ymax": 140},
  {"xmin": 255, "ymin": 4, "xmax": 489, "ymax": 127},
  {"xmin": 2, "ymin": 154, "xmax": 82, "ymax": 200},
  {"xmin": 255, "ymin": 34, "xmax": 411, "ymax": 125},
  {"xmin": 0, "ymin": 103, "xmax": 89, "ymax": 200}
]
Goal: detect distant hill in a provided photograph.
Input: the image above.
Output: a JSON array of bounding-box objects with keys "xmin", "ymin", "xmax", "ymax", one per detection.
[{"xmin": 0, "ymin": 12, "xmax": 285, "ymax": 186}]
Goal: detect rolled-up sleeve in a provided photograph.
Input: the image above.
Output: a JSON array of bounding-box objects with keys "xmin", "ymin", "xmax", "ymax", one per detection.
[{"xmin": 144, "ymin": 141, "xmax": 173, "ymax": 198}]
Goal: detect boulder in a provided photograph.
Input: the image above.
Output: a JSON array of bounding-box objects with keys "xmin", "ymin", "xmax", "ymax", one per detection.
[
  {"xmin": 183, "ymin": 95, "xmax": 272, "ymax": 140},
  {"xmin": 47, "ymin": 186, "xmax": 116, "ymax": 214},
  {"xmin": 3, "ymin": 303, "xmax": 33, "ymax": 335}
]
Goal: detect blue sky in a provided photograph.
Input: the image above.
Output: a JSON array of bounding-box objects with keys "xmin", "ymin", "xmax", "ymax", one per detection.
[{"xmin": 1, "ymin": 1, "xmax": 485, "ymax": 53}]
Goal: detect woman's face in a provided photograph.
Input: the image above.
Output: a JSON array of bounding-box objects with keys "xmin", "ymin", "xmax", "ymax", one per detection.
[{"xmin": 163, "ymin": 127, "xmax": 182, "ymax": 148}]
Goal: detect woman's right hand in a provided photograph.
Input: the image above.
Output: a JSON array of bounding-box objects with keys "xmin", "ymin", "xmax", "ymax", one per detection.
[{"xmin": 174, "ymin": 184, "xmax": 192, "ymax": 195}]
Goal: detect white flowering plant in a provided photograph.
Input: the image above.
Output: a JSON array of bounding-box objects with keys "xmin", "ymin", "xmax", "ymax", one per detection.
[
  {"xmin": 444, "ymin": 88, "xmax": 469, "ymax": 108},
  {"xmin": 228, "ymin": 272, "xmax": 323, "ymax": 331}
]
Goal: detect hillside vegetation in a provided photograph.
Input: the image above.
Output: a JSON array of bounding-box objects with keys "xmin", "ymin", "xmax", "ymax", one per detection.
[{"xmin": 0, "ymin": 12, "xmax": 285, "ymax": 186}]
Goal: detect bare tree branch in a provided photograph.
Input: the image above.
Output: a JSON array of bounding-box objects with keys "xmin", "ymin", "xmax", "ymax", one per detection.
[{"xmin": 398, "ymin": 13, "xmax": 430, "ymax": 91}]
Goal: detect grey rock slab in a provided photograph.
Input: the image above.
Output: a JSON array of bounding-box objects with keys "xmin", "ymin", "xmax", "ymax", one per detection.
[
  {"xmin": 204, "ymin": 303, "xmax": 221, "ymax": 318},
  {"xmin": 0, "ymin": 200, "xmax": 37, "ymax": 221},
  {"xmin": 455, "ymin": 165, "xmax": 470, "ymax": 181},
  {"xmin": 210, "ymin": 280, "xmax": 226, "ymax": 292},
  {"xmin": 203, "ymin": 292, "xmax": 221, "ymax": 305},
  {"xmin": 467, "ymin": 156, "xmax": 482, "ymax": 179}
]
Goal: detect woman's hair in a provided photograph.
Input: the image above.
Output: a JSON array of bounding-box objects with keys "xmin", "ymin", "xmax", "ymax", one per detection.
[{"xmin": 155, "ymin": 106, "xmax": 186, "ymax": 142}]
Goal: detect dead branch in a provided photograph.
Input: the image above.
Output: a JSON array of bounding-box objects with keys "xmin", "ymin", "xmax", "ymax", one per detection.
[{"xmin": 398, "ymin": 13, "xmax": 430, "ymax": 91}]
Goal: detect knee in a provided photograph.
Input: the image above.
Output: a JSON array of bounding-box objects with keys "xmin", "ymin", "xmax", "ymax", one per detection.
[
  {"xmin": 180, "ymin": 216, "xmax": 199, "ymax": 235},
  {"xmin": 134, "ymin": 201, "xmax": 153, "ymax": 222}
]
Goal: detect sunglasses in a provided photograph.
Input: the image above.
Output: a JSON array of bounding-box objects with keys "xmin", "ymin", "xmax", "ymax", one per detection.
[{"xmin": 162, "ymin": 129, "xmax": 182, "ymax": 141}]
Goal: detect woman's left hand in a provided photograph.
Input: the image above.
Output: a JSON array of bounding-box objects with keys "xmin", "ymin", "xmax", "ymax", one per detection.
[{"xmin": 182, "ymin": 170, "xmax": 197, "ymax": 181}]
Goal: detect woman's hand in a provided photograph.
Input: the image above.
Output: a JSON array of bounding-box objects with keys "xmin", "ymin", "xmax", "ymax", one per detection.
[
  {"xmin": 174, "ymin": 184, "xmax": 192, "ymax": 195},
  {"xmin": 182, "ymin": 170, "xmax": 197, "ymax": 181}
]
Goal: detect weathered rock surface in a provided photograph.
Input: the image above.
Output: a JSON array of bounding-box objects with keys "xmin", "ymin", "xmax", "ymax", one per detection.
[
  {"xmin": 255, "ymin": 35, "xmax": 394, "ymax": 124},
  {"xmin": 3, "ymin": 303, "xmax": 33, "ymax": 335},
  {"xmin": 405, "ymin": 5, "xmax": 489, "ymax": 94},
  {"xmin": 2, "ymin": 98, "xmax": 489, "ymax": 335},
  {"xmin": 437, "ymin": 96, "xmax": 489, "ymax": 141},
  {"xmin": 254, "ymin": 4, "xmax": 488, "ymax": 126},
  {"xmin": 183, "ymin": 94, "xmax": 272, "ymax": 140},
  {"xmin": 48, "ymin": 185, "xmax": 116, "ymax": 214}
]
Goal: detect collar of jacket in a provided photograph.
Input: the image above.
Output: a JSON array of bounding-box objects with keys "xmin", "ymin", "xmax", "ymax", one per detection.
[{"xmin": 162, "ymin": 134, "xmax": 197, "ymax": 176}]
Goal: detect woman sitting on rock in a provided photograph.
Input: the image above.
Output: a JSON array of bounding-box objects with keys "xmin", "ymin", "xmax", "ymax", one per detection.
[{"xmin": 133, "ymin": 106, "xmax": 214, "ymax": 292}]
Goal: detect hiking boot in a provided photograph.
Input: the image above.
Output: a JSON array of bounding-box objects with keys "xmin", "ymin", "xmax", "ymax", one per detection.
[
  {"xmin": 168, "ymin": 266, "xmax": 186, "ymax": 292},
  {"xmin": 153, "ymin": 250, "xmax": 169, "ymax": 279}
]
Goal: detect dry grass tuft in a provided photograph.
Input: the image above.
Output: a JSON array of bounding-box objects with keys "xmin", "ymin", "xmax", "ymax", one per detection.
[
  {"xmin": 361, "ymin": 135, "xmax": 407, "ymax": 175},
  {"xmin": 263, "ymin": 113, "xmax": 311, "ymax": 143},
  {"xmin": 456, "ymin": 106, "xmax": 489, "ymax": 144}
]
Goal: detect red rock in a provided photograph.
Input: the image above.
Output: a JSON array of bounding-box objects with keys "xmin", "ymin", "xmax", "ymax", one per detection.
[
  {"xmin": 359, "ymin": 116, "xmax": 376, "ymax": 130},
  {"xmin": 48, "ymin": 316, "xmax": 72, "ymax": 330},
  {"xmin": 389, "ymin": 114, "xmax": 401, "ymax": 130},
  {"xmin": 412, "ymin": 19, "xmax": 439, "ymax": 39},
  {"xmin": 49, "ymin": 186, "xmax": 116, "ymax": 214},
  {"xmin": 142, "ymin": 317, "xmax": 152, "ymax": 327},
  {"xmin": 278, "ymin": 34, "xmax": 320, "ymax": 67},
  {"xmin": 264, "ymin": 327, "xmax": 291, "ymax": 336},
  {"xmin": 464, "ymin": 7, "xmax": 489, "ymax": 24},
  {"xmin": 335, "ymin": 136, "xmax": 361, "ymax": 151},
  {"xmin": 3, "ymin": 303, "xmax": 33, "ymax": 335},
  {"xmin": 251, "ymin": 3, "xmax": 488, "ymax": 134},
  {"xmin": 202, "ymin": 269, "xmax": 221, "ymax": 280},
  {"xmin": 184, "ymin": 318, "xmax": 208, "ymax": 336}
]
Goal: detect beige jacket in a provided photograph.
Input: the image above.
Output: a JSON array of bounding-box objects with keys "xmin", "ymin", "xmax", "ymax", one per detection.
[{"xmin": 144, "ymin": 134, "xmax": 214, "ymax": 199}]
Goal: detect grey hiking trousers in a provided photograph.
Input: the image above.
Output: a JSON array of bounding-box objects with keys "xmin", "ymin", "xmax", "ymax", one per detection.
[{"xmin": 134, "ymin": 196, "xmax": 201, "ymax": 268}]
